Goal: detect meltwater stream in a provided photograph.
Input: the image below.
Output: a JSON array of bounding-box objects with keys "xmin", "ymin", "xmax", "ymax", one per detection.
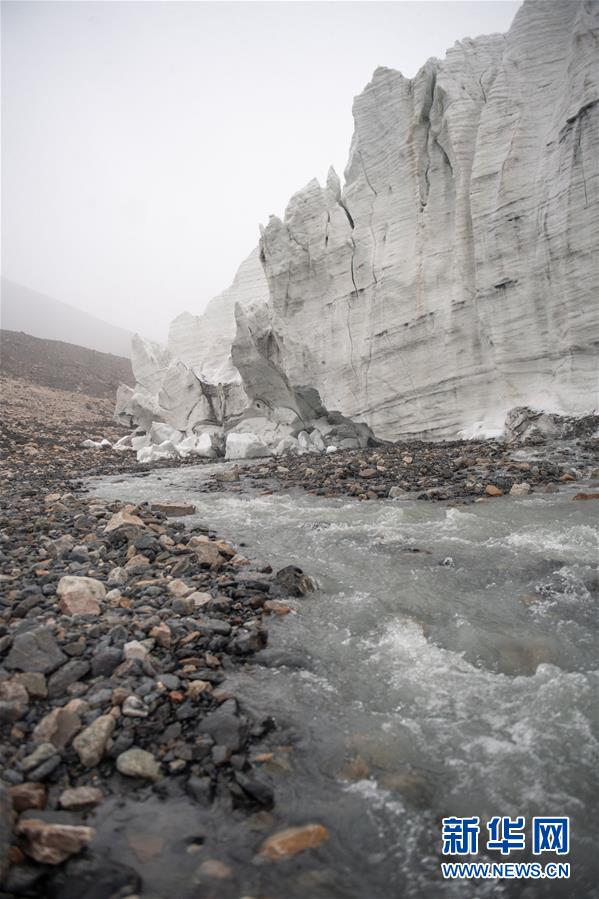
[{"xmin": 88, "ymin": 464, "xmax": 599, "ymax": 899}]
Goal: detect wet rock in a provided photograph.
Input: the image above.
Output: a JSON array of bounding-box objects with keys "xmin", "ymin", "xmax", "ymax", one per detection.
[
  {"xmin": 195, "ymin": 858, "xmax": 233, "ymax": 880},
  {"xmin": 510, "ymin": 482, "xmax": 531, "ymax": 497},
  {"xmin": 16, "ymin": 817, "xmax": 95, "ymax": 865},
  {"xmin": 43, "ymin": 853, "xmax": 141, "ymax": 899},
  {"xmin": 0, "ymin": 784, "xmax": 14, "ymax": 881},
  {"xmin": 127, "ymin": 829, "xmax": 165, "ymax": 863},
  {"xmin": 254, "ymin": 648, "xmax": 311, "ymax": 669},
  {"xmin": 258, "ymin": 823, "xmax": 329, "ymax": 860},
  {"xmin": 72, "ymin": 715, "xmax": 115, "ymax": 767},
  {"xmin": 59, "ymin": 786, "xmax": 104, "ymax": 810},
  {"xmin": 197, "ymin": 701, "xmax": 247, "ymax": 751},
  {"xmin": 234, "ymin": 772, "xmax": 275, "ymax": 809},
  {"xmin": 187, "ymin": 775, "xmax": 213, "ymax": 805},
  {"xmin": 573, "ymin": 492, "xmax": 599, "ymax": 501},
  {"xmin": 151, "ymin": 501, "xmax": 197, "ymax": 516},
  {"xmin": 229, "ymin": 627, "xmax": 268, "ymax": 655},
  {"xmin": 116, "ymin": 747, "xmax": 161, "ymax": 780},
  {"xmin": 275, "ymin": 565, "xmax": 315, "ymax": 596},
  {"xmin": 9, "ymin": 782, "xmax": 47, "ymax": 812},
  {"xmin": 263, "ymin": 600, "xmax": 292, "ymax": 615},
  {"xmin": 484, "ymin": 484, "xmax": 503, "ymax": 497},
  {"xmin": 5, "ymin": 627, "xmax": 67, "ymax": 674}
]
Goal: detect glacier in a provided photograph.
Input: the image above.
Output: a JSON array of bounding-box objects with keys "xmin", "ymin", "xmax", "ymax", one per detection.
[{"xmin": 116, "ymin": 0, "xmax": 599, "ymax": 459}]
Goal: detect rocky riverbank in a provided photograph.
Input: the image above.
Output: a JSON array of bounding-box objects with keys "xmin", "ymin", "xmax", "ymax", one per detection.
[
  {"xmin": 0, "ymin": 459, "xmax": 317, "ymax": 896},
  {"xmin": 198, "ymin": 436, "xmax": 599, "ymax": 503}
]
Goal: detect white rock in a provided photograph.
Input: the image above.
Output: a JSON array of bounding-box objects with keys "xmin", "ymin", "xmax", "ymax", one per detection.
[
  {"xmin": 149, "ymin": 422, "xmax": 183, "ymax": 446},
  {"xmin": 136, "ymin": 440, "xmax": 178, "ymax": 463},
  {"xmin": 326, "ymin": 445, "xmax": 338, "ymax": 454},
  {"xmin": 81, "ymin": 439, "xmax": 111, "ymax": 449},
  {"xmin": 123, "ymin": 641, "xmax": 149, "ymax": 662},
  {"xmin": 176, "ymin": 433, "xmax": 217, "ymax": 459},
  {"xmin": 225, "ymin": 432, "xmax": 271, "ymax": 460},
  {"xmin": 310, "ymin": 430, "xmax": 326, "ymax": 452},
  {"xmin": 274, "ymin": 436, "xmax": 300, "ymax": 456}
]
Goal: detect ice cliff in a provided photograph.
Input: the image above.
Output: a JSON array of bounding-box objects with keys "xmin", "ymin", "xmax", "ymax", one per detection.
[{"xmin": 117, "ymin": 0, "xmax": 599, "ymax": 459}]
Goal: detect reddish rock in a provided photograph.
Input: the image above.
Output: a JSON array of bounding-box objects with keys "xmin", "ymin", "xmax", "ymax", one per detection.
[
  {"xmin": 9, "ymin": 783, "xmax": 47, "ymax": 812},
  {"xmin": 258, "ymin": 824, "xmax": 330, "ymax": 860},
  {"xmin": 151, "ymin": 501, "xmax": 196, "ymax": 517},
  {"xmin": 485, "ymin": 485, "xmax": 503, "ymax": 497},
  {"xmin": 104, "ymin": 508, "xmax": 145, "ymax": 534},
  {"xmin": 59, "ymin": 786, "xmax": 104, "ymax": 810},
  {"xmin": 17, "ymin": 818, "xmax": 95, "ymax": 865},
  {"xmin": 57, "ymin": 575, "xmax": 105, "ymax": 616}
]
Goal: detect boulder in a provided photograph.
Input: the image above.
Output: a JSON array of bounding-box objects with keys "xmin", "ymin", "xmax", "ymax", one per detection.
[{"xmin": 225, "ymin": 432, "xmax": 271, "ymax": 460}]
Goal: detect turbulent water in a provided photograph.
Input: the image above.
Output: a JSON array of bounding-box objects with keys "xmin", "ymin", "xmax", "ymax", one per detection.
[{"xmin": 89, "ymin": 463, "xmax": 599, "ymax": 899}]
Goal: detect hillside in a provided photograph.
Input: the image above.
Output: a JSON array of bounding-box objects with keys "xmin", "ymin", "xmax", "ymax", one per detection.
[
  {"xmin": 0, "ymin": 278, "xmax": 134, "ymax": 357},
  {"xmin": 0, "ymin": 329, "xmax": 133, "ymax": 398}
]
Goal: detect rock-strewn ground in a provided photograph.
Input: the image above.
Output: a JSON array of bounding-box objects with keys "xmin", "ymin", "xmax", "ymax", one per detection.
[
  {"xmin": 0, "ymin": 385, "xmax": 316, "ymax": 895},
  {"xmin": 1, "ymin": 379, "xmax": 598, "ymax": 895},
  {"xmin": 200, "ymin": 438, "xmax": 599, "ymax": 503}
]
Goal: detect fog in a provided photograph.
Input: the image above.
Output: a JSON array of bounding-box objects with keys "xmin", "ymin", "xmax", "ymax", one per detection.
[{"xmin": 2, "ymin": 0, "xmax": 520, "ymax": 342}]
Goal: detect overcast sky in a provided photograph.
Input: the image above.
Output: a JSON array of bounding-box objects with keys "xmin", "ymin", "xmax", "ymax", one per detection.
[{"xmin": 2, "ymin": 0, "xmax": 521, "ymax": 342}]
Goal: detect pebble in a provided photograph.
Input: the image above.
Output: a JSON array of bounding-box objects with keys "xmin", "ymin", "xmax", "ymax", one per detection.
[
  {"xmin": 258, "ymin": 823, "xmax": 330, "ymax": 860},
  {"xmin": 58, "ymin": 786, "xmax": 104, "ymax": 810},
  {"xmin": 116, "ymin": 747, "xmax": 161, "ymax": 780},
  {"xmin": 72, "ymin": 715, "xmax": 115, "ymax": 767}
]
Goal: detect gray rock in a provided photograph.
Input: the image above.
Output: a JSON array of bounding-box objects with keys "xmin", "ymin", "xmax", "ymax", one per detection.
[
  {"xmin": 5, "ymin": 628, "xmax": 67, "ymax": 674},
  {"xmin": 22, "ymin": 742, "xmax": 59, "ymax": 773},
  {"xmin": 91, "ymin": 647, "xmax": 123, "ymax": 677},
  {"xmin": 0, "ymin": 784, "xmax": 13, "ymax": 881},
  {"xmin": 47, "ymin": 660, "xmax": 90, "ymax": 698},
  {"xmin": 196, "ymin": 701, "xmax": 247, "ymax": 751}
]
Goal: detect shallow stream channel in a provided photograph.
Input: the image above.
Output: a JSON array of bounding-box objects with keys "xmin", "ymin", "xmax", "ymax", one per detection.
[{"xmin": 87, "ymin": 462, "xmax": 598, "ymax": 899}]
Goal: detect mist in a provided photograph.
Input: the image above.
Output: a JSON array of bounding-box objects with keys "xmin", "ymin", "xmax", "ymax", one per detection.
[{"xmin": 2, "ymin": 0, "xmax": 520, "ymax": 342}]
